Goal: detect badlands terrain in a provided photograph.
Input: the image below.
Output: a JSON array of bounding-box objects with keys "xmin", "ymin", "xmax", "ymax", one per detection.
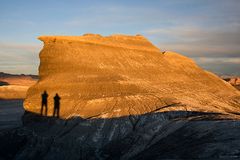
[
  {"xmin": 0, "ymin": 34, "xmax": 240, "ymax": 159},
  {"xmin": 0, "ymin": 72, "xmax": 37, "ymax": 99}
]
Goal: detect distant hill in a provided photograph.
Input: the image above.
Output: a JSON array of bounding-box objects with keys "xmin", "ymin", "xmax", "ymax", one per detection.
[{"xmin": 0, "ymin": 72, "xmax": 38, "ymax": 80}]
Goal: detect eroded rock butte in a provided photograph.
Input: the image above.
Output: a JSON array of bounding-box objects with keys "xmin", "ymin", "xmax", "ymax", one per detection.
[{"xmin": 24, "ymin": 34, "xmax": 240, "ymax": 119}]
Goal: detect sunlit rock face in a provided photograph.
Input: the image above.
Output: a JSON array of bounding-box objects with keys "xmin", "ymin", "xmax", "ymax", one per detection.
[{"xmin": 24, "ymin": 34, "xmax": 240, "ymax": 119}]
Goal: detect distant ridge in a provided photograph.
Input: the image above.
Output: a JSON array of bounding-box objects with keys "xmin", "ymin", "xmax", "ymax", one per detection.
[
  {"xmin": 0, "ymin": 72, "xmax": 38, "ymax": 79},
  {"xmin": 0, "ymin": 72, "xmax": 38, "ymax": 99}
]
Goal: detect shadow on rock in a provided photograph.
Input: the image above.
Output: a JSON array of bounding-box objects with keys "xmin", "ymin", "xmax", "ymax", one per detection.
[{"xmin": 0, "ymin": 110, "xmax": 240, "ymax": 160}]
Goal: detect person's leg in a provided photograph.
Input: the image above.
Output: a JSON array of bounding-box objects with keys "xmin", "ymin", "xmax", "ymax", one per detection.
[
  {"xmin": 45, "ymin": 104, "xmax": 48, "ymax": 116},
  {"xmin": 53, "ymin": 107, "xmax": 56, "ymax": 117},
  {"xmin": 57, "ymin": 108, "xmax": 59, "ymax": 118},
  {"xmin": 41, "ymin": 103, "xmax": 43, "ymax": 115}
]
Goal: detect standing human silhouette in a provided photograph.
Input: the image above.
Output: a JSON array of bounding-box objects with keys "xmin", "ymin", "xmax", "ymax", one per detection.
[
  {"xmin": 53, "ymin": 93, "xmax": 61, "ymax": 118},
  {"xmin": 41, "ymin": 90, "xmax": 48, "ymax": 116}
]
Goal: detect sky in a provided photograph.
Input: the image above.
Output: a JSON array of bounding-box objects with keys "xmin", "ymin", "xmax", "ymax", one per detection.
[{"xmin": 0, "ymin": 0, "xmax": 239, "ymax": 75}]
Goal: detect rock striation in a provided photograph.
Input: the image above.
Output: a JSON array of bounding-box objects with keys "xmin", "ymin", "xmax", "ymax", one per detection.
[{"xmin": 24, "ymin": 34, "xmax": 240, "ymax": 118}]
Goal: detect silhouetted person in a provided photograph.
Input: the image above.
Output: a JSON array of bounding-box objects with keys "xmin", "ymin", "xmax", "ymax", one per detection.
[
  {"xmin": 41, "ymin": 90, "xmax": 48, "ymax": 116},
  {"xmin": 53, "ymin": 93, "xmax": 61, "ymax": 118}
]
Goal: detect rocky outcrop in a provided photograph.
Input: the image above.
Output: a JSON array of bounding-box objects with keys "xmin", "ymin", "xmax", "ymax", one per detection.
[
  {"xmin": 222, "ymin": 77, "xmax": 240, "ymax": 91},
  {"xmin": 223, "ymin": 77, "xmax": 240, "ymax": 85},
  {"xmin": 228, "ymin": 77, "xmax": 240, "ymax": 85},
  {"xmin": 24, "ymin": 34, "xmax": 240, "ymax": 118},
  {"xmin": 1, "ymin": 111, "xmax": 240, "ymax": 159}
]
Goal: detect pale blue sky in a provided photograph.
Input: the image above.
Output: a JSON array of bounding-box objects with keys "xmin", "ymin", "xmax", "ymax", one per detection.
[{"xmin": 0, "ymin": 0, "xmax": 239, "ymax": 75}]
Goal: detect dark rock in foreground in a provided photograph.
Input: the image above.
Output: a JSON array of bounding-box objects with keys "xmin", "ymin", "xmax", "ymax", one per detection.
[{"xmin": 0, "ymin": 111, "xmax": 240, "ymax": 160}]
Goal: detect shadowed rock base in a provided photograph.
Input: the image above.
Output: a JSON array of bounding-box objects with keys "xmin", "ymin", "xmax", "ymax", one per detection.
[{"xmin": 0, "ymin": 111, "xmax": 240, "ymax": 160}]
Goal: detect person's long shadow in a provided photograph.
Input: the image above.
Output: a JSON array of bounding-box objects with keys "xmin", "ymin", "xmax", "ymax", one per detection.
[
  {"xmin": 41, "ymin": 90, "xmax": 48, "ymax": 116},
  {"xmin": 41, "ymin": 91, "xmax": 61, "ymax": 118},
  {"xmin": 53, "ymin": 93, "xmax": 61, "ymax": 118}
]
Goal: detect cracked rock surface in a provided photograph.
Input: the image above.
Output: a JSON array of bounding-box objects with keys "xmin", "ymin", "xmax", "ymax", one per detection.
[{"xmin": 1, "ymin": 111, "xmax": 240, "ymax": 159}]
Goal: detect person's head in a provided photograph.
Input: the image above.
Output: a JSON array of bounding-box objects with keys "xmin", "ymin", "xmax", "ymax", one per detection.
[{"xmin": 44, "ymin": 90, "xmax": 47, "ymax": 94}]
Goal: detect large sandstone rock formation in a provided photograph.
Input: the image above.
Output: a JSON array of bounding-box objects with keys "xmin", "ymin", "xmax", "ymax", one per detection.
[{"xmin": 24, "ymin": 34, "xmax": 240, "ymax": 118}]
